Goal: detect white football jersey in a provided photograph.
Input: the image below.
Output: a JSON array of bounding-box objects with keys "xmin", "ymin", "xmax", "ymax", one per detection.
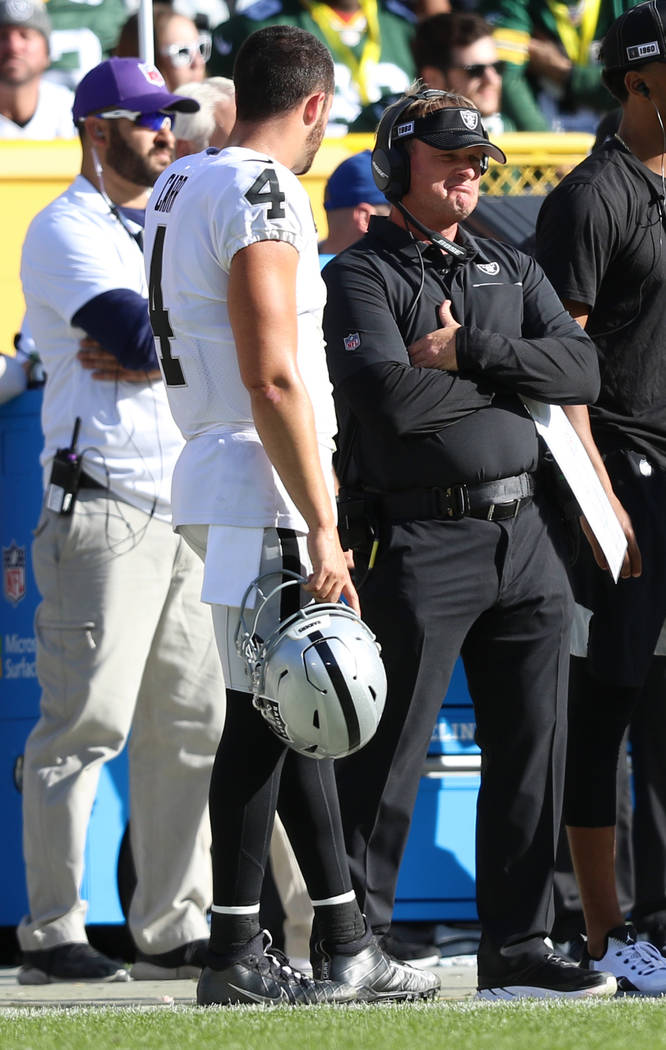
[
  {"xmin": 143, "ymin": 147, "xmax": 337, "ymax": 532},
  {"xmin": 21, "ymin": 176, "xmax": 184, "ymax": 521}
]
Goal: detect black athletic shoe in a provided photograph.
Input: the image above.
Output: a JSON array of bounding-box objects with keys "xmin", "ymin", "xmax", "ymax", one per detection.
[
  {"xmin": 477, "ymin": 944, "xmax": 617, "ymax": 1000},
  {"xmin": 197, "ymin": 931, "xmax": 360, "ymax": 1006},
  {"xmin": 131, "ymin": 938, "xmax": 209, "ymax": 980},
  {"xmin": 379, "ymin": 933, "xmax": 441, "ymax": 969},
  {"xmin": 311, "ymin": 933, "xmax": 440, "ymax": 1001},
  {"xmin": 18, "ymin": 943, "xmax": 131, "ymax": 985}
]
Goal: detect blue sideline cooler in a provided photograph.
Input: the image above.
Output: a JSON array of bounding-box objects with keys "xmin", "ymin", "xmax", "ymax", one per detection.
[{"xmin": 0, "ymin": 388, "xmax": 129, "ymax": 927}]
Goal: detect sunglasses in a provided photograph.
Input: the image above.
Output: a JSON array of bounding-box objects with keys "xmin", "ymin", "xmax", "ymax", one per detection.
[
  {"xmin": 456, "ymin": 60, "xmax": 505, "ymax": 79},
  {"xmin": 97, "ymin": 109, "xmax": 175, "ymax": 131},
  {"xmin": 160, "ymin": 32, "xmax": 212, "ymax": 68}
]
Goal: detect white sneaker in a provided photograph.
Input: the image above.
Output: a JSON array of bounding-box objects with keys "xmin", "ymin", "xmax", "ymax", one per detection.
[{"xmin": 583, "ymin": 924, "xmax": 666, "ymax": 996}]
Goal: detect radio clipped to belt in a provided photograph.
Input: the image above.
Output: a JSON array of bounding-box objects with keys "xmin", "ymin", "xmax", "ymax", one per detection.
[
  {"xmin": 46, "ymin": 417, "xmax": 83, "ymax": 515},
  {"xmin": 335, "ymin": 421, "xmax": 381, "ymax": 571},
  {"xmin": 337, "ymin": 491, "xmax": 377, "ymax": 551},
  {"xmin": 337, "ymin": 491, "xmax": 381, "ymax": 584}
]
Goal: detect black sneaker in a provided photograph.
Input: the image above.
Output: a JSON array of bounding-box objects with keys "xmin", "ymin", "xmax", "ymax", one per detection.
[
  {"xmin": 131, "ymin": 938, "xmax": 208, "ymax": 980},
  {"xmin": 197, "ymin": 930, "xmax": 360, "ymax": 1006},
  {"xmin": 18, "ymin": 943, "xmax": 131, "ymax": 985},
  {"xmin": 477, "ymin": 943, "xmax": 616, "ymax": 1000},
  {"xmin": 379, "ymin": 933, "xmax": 441, "ymax": 969},
  {"xmin": 312, "ymin": 932, "xmax": 440, "ymax": 1002}
]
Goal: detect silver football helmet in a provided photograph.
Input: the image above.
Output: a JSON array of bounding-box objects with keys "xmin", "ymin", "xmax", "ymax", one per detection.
[{"xmin": 235, "ymin": 572, "xmax": 387, "ymax": 759}]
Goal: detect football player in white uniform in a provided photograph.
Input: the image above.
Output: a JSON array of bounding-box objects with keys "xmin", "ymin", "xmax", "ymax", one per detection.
[{"xmin": 144, "ymin": 25, "xmax": 440, "ymax": 1006}]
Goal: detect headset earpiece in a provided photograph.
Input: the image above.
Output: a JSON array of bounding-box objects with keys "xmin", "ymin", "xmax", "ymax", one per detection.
[
  {"xmin": 371, "ymin": 96, "xmax": 416, "ymax": 202},
  {"xmin": 638, "ymin": 81, "xmax": 650, "ymax": 97}
]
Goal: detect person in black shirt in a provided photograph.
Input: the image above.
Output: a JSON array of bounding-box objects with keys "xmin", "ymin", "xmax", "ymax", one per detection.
[
  {"xmin": 535, "ymin": 0, "xmax": 666, "ymax": 996},
  {"xmin": 322, "ymin": 86, "xmax": 616, "ymax": 1000}
]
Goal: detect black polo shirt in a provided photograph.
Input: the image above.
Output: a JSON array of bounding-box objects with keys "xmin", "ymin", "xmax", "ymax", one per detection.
[
  {"xmin": 323, "ymin": 216, "xmax": 599, "ymax": 492},
  {"xmin": 535, "ymin": 137, "xmax": 666, "ymax": 469}
]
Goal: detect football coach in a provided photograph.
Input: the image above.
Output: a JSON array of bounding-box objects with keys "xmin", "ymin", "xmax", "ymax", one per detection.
[{"xmin": 322, "ymin": 86, "xmax": 616, "ymax": 1001}]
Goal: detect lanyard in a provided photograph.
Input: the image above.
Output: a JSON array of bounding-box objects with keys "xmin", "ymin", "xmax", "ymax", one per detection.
[
  {"xmin": 302, "ymin": 0, "xmax": 381, "ymax": 105},
  {"xmin": 546, "ymin": 0, "xmax": 602, "ymax": 65}
]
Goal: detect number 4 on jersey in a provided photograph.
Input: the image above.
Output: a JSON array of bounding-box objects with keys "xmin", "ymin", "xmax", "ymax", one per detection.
[
  {"xmin": 245, "ymin": 169, "xmax": 286, "ymax": 219},
  {"xmin": 148, "ymin": 224, "xmax": 186, "ymax": 387}
]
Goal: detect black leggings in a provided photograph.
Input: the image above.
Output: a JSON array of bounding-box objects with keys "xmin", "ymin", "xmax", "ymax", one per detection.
[
  {"xmin": 209, "ymin": 688, "xmax": 352, "ymax": 906},
  {"xmin": 564, "ymin": 656, "xmax": 640, "ymax": 827}
]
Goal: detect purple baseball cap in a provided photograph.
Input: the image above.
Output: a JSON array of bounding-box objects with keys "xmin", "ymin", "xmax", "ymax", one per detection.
[{"xmin": 73, "ymin": 57, "xmax": 200, "ymax": 123}]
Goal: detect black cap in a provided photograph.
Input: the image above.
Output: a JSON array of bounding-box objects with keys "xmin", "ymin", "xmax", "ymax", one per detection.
[
  {"xmin": 395, "ymin": 106, "xmax": 506, "ymax": 164},
  {"xmin": 601, "ymin": 0, "xmax": 666, "ymax": 70}
]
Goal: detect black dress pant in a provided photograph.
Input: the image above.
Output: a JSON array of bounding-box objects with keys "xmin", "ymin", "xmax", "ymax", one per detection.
[{"xmin": 335, "ymin": 495, "xmax": 573, "ymax": 955}]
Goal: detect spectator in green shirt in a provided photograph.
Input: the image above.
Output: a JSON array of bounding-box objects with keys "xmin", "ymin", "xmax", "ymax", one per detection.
[
  {"xmin": 207, "ymin": 0, "xmax": 416, "ymax": 135},
  {"xmin": 482, "ymin": 0, "xmax": 642, "ymax": 130}
]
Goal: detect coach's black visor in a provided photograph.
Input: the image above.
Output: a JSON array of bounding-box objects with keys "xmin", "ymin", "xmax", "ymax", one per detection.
[{"xmin": 394, "ymin": 106, "xmax": 506, "ymax": 165}]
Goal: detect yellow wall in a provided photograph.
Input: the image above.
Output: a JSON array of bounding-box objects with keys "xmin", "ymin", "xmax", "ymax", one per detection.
[
  {"xmin": 2, "ymin": 140, "xmax": 80, "ymax": 354},
  {"xmin": 0, "ymin": 132, "xmax": 592, "ymax": 357}
]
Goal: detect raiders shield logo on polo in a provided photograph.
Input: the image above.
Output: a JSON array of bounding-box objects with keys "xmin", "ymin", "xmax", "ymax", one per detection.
[
  {"xmin": 3, "ymin": 541, "xmax": 26, "ymax": 606},
  {"xmin": 344, "ymin": 332, "xmax": 361, "ymax": 351},
  {"xmin": 477, "ymin": 262, "xmax": 500, "ymax": 276},
  {"xmin": 461, "ymin": 110, "xmax": 479, "ymax": 130}
]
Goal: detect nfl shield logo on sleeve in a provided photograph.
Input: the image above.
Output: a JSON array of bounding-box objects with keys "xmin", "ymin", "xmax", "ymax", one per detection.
[
  {"xmin": 343, "ymin": 332, "xmax": 361, "ymax": 351},
  {"xmin": 3, "ymin": 541, "xmax": 26, "ymax": 606}
]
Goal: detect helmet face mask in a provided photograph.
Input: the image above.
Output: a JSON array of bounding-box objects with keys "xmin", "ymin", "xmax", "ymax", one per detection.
[{"xmin": 235, "ymin": 573, "xmax": 387, "ymax": 759}]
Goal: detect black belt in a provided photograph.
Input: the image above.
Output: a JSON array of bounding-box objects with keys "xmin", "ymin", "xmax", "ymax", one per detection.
[
  {"xmin": 79, "ymin": 470, "xmax": 108, "ymax": 491},
  {"xmin": 375, "ymin": 472, "xmax": 536, "ymax": 523}
]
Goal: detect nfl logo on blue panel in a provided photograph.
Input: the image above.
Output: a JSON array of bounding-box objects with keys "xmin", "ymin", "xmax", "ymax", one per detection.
[
  {"xmin": 344, "ymin": 332, "xmax": 361, "ymax": 352},
  {"xmin": 3, "ymin": 541, "xmax": 26, "ymax": 606}
]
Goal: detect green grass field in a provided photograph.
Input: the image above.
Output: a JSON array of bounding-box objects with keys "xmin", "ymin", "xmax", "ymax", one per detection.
[{"xmin": 3, "ymin": 999, "xmax": 666, "ymax": 1050}]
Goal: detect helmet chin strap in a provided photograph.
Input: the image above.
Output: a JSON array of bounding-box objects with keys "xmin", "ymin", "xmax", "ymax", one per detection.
[{"xmin": 394, "ymin": 201, "xmax": 468, "ymax": 259}]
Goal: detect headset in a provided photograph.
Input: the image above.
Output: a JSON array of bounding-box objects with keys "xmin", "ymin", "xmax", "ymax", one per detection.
[{"xmin": 370, "ymin": 89, "xmax": 494, "ymax": 260}]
